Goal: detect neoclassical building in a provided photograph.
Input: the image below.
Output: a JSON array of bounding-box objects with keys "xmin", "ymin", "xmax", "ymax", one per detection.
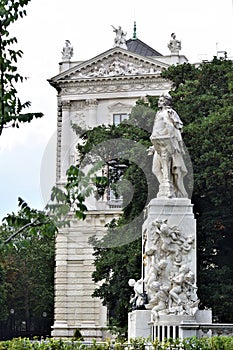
[{"xmin": 48, "ymin": 25, "xmax": 188, "ymax": 339}]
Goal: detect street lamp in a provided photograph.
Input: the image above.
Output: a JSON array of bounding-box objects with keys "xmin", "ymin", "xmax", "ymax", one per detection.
[
  {"xmin": 9, "ymin": 309, "xmax": 15, "ymax": 339},
  {"xmin": 42, "ymin": 311, "xmax": 47, "ymax": 338}
]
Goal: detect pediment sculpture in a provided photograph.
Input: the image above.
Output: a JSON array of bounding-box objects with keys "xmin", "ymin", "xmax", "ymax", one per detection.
[{"xmin": 77, "ymin": 57, "xmax": 162, "ymax": 79}]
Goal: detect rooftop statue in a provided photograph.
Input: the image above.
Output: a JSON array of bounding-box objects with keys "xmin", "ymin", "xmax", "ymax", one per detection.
[
  {"xmin": 148, "ymin": 93, "xmax": 188, "ymax": 198},
  {"xmin": 62, "ymin": 40, "xmax": 73, "ymax": 60},
  {"xmin": 168, "ymin": 33, "xmax": 181, "ymax": 54},
  {"xmin": 111, "ymin": 25, "xmax": 127, "ymax": 50}
]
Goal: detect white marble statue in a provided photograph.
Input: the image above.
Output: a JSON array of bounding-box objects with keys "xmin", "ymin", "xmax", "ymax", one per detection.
[
  {"xmin": 111, "ymin": 25, "xmax": 127, "ymax": 49},
  {"xmin": 150, "ymin": 284, "xmax": 170, "ymax": 321},
  {"xmin": 128, "ymin": 278, "xmax": 147, "ymax": 310},
  {"xmin": 62, "ymin": 40, "xmax": 73, "ymax": 60},
  {"xmin": 168, "ymin": 264, "xmax": 199, "ymax": 315},
  {"xmin": 168, "ymin": 33, "xmax": 181, "ymax": 54},
  {"xmin": 144, "ymin": 260, "xmax": 167, "ymax": 300},
  {"xmin": 149, "ymin": 93, "xmax": 188, "ymax": 198},
  {"xmin": 141, "ymin": 218, "xmax": 198, "ymax": 319}
]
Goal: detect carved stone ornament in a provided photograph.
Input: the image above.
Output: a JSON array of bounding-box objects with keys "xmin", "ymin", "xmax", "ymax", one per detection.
[
  {"xmin": 61, "ymin": 100, "xmax": 71, "ymax": 109},
  {"xmin": 75, "ymin": 58, "xmax": 162, "ymax": 79},
  {"xmin": 74, "ymin": 112, "xmax": 86, "ymax": 129},
  {"xmin": 140, "ymin": 219, "xmax": 199, "ymax": 320},
  {"xmin": 60, "ymin": 80, "xmax": 171, "ymax": 96}
]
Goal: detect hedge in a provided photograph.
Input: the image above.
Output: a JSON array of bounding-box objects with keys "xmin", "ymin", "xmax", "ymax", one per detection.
[{"xmin": 0, "ymin": 336, "xmax": 233, "ymax": 350}]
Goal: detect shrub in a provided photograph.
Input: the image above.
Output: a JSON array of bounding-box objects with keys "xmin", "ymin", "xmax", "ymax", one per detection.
[{"xmin": 0, "ymin": 336, "xmax": 233, "ymax": 350}]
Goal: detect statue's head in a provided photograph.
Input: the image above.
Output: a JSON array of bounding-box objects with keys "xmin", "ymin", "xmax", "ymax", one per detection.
[
  {"xmin": 158, "ymin": 260, "xmax": 167, "ymax": 269},
  {"xmin": 128, "ymin": 279, "xmax": 136, "ymax": 287},
  {"xmin": 151, "ymin": 281, "xmax": 161, "ymax": 291},
  {"xmin": 158, "ymin": 93, "xmax": 172, "ymax": 108}
]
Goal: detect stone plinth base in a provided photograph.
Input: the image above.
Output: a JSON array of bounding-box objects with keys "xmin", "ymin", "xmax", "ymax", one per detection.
[
  {"xmin": 128, "ymin": 310, "xmax": 151, "ymax": 341},
  {"xmin": 128, "ymin": 310, "xmax": 212, "ymax": 340}
]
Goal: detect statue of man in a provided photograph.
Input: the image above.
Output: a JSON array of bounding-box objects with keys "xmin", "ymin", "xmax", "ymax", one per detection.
[
  {"xmin": 149, "ymin": 93, "xmax": 188, "ymax": 198},
  {"xmin": 111, "ymin": 25, "xmax": 127, "ymax": 49},
  {"xmin": 168, "ymin": 33, "xmax": 181, "ymax": 54},
  {"xmin": 62, "ymin": 40, "xmax": 73, "ymax": 60}
]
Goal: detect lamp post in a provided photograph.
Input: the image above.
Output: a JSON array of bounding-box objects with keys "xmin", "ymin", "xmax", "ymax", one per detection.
[
  {"xmin": 42, "ymin": 311, "xmax": 47, "ymax": 338},
  {"xmin": 9, "ymin": 309, "xmax": 15, "ymax": 339}
]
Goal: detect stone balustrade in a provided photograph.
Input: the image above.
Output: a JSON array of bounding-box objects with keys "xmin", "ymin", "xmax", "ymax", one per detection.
[{"xmin": 150, "ymin": 321, "xmax": 233, "ymax": 341}]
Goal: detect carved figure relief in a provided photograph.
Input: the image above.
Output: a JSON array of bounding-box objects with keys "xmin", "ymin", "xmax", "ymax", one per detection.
[
  {"xmin": 128, "ymin": 278, "xmax": 148, "ymax": 310},
  {"xmin": 61, "ymin": 81, "xmax": 171, "ymax": 96},
  {"xmin": 140, "ymin": 219, "xmax": 198, "ymax": 319},
  {"xmin": 76, "ymin": 58, "xmax": 162, "ymax": 79}
]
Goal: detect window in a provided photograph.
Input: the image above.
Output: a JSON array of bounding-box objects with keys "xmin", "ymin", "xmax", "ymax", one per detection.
[{"xmin": 113, "ymin": 113, "xmax": 128, "ymax": 125}]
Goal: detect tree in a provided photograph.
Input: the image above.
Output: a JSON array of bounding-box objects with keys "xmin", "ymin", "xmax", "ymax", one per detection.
[
  {"xmin": 0, "ymin": 0, "xmax": 43, "ymax": 136},
  {"xmin": 166, "ymin": 59, "xmax": 233, "ymax": 322},
  {"xmin": 65, "ymin": 57, "xmax": 233, "ymax": 336},
  {"xmin": 0, "ymin": 1, "xmax": 56, "ymax": 337},
  {"xmin": 0, "ymin": 198, "xmax": 57, "ymax": 332}
]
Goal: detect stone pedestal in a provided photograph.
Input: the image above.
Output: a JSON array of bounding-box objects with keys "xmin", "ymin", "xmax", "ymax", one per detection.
[
  {"xmin": 143, "ymin": 198, "xmax": 197, "ymax": 284},
  {"xmin": 128, "ymin": 198, "xmax": 200, "ymax": 340},
  {"xmin": 128, "ymin": 310, "xmax": 213, "ymax": 341},
  {"xmin": 128, "ymin": 310, "xmax": 151, "ymax": 340}
]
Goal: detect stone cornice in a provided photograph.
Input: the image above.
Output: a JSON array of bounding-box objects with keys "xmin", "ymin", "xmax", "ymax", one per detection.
[
  {"xmin": 58, "ymin": 76, "xmax": 171, "ymax": 97},
  {"xmin": 59, "ymin": 74, "xmax": 167, "ymax": 85}
]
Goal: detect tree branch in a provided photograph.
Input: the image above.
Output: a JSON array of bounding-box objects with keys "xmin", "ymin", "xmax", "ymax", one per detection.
[{"xmin": 4, "ymin": 219, "xmax": 50, "ymax": 244}]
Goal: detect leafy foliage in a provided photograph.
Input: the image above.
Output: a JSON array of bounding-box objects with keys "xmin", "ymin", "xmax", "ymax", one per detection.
[
  {"xmin": 162, "ymin": 58, "xmax": 233, "ymax": 322},
  {"xmin": 0, "ymin": 336, "xmax": 233, "ymax": 349},
  {"xmin": 0, "ymin": 0, "xmax": 43, "ymax": 135},
  {"xmin": 0, "ymin": 198, "xmax": 57, "ymax": 324}
]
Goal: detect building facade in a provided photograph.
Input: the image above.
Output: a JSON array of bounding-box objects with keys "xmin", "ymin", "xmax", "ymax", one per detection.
[{"xmin": 48, "ymin": 28, "xmax": 188, "ymax": 339}]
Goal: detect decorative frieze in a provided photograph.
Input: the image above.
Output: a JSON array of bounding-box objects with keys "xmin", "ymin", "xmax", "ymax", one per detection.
[
  {"xmin": 60, "ymin": 79, "xmax": 171, "ymax": 96},
  {"xmin": 75, "ymin": 57, "xmax": 162, "ymax": 79}
]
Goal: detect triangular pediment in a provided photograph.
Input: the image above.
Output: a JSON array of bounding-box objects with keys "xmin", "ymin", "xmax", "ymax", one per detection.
[
  {"xmin": 108, "ymin": 102, "xmax": 132, "ymax": 112},
  {"xmin": 49, "ymin": 47, "xmax": 169, "ymax": 84}
]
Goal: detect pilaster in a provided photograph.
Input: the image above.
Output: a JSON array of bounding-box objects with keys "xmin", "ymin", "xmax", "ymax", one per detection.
[{"xmin": 60, "ymin": 100, "xmax": 71, "ymax": 182}]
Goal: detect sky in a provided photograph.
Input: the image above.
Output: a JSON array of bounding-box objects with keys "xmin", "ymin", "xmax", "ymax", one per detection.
[{"xmin": 0, "ymin": 0, "xmax": 233, "ymax": 219}]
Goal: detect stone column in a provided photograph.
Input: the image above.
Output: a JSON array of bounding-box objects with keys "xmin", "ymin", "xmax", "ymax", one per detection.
[{"xmin": 60, "ymin": 100, "xmax": 71, "ymax": 182}]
